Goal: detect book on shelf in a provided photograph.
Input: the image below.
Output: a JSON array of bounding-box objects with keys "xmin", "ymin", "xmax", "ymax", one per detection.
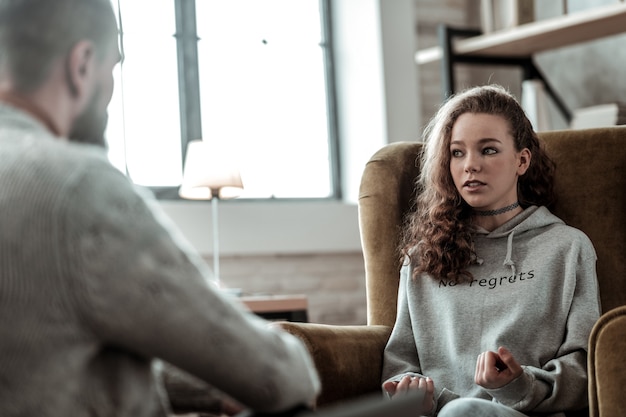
[
  {"xmin": 480, "ymin": 0, "xmax": 535, "ymax": 34},
  {"xmin": 570, "ymin": 102, "xmax": 626, "ymax": 129}
]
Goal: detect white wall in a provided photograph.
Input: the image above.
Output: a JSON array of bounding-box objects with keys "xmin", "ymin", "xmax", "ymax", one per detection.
[
  {"xmin": 159, "ymin": 0, "xmax": 420, "ymax": 256},
  {"xmin": 333, "ymin": 0, "xmax": 421, "ymax": 203},
  {"xmin": 159, "ymin": 199, "xmax": 361, "ymax": 255}
]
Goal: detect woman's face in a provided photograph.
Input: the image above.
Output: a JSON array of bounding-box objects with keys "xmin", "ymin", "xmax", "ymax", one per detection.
[{"xmin": 449, "ymin": 112, "xmax": 530, "ymax": 211}]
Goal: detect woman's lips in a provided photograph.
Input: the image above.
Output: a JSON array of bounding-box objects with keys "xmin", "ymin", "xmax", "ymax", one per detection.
[{"xmin": 463, "ymin": 180, "xmax": 485, "ymax": 190}]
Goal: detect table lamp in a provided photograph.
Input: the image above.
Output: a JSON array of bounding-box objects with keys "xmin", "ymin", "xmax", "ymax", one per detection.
[{"xmin": 179, "ymin": 140, "xmax": 244, "ymax": 288}]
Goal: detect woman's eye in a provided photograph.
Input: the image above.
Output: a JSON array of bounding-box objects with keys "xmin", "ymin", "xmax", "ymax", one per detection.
[
  {"xmin": 483, "ymin": 147, "xmax": 497, "ymax": 155},
  {"xmin": 451, "ymin": 149, "xmax": 463, "ymax": 157}
]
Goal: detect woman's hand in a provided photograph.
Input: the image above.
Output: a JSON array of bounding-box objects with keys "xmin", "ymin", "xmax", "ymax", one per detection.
[
  {"xmin": 474, "ymin": 346, "xmax": 523, "ymax": 389},
  {"xmin": 383, "ymin": 375, "xmax": 434, "ymax": 415}
]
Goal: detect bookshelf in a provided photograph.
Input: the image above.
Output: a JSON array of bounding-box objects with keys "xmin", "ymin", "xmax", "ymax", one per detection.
[
  {"xmin": 415, "ymin": 2, "xmax": 626, "ymax": 64},
  {"xmin": 414, "ymin": 2, "xmax": 626, "ymax": 122}
]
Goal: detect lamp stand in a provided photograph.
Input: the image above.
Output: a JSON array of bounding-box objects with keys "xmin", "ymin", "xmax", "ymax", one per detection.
[{"xmin": 211, "ymin": 190, "xmax": 221, "ymax": 288}]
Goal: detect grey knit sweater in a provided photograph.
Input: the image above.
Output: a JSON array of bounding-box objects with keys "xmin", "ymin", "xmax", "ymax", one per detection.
[
  {"xmin": 0, "ymin": 103, "xmax": 320, "ymax": 416},
  {"xmin": 383, "ymin": 206, "xmax": 601, "ymax": 417}
]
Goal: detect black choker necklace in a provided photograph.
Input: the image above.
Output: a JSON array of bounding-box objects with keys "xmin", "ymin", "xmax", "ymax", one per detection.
[{"xmin": 474, "ymin": 202, "xmax": 520, "ymax": 217}]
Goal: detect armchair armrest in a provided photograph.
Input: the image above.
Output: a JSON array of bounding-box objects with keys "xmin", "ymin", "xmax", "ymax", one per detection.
[
  {"xmin": 272, "ymin": 322, "xmax": 392, "ymax": 407},
  {"xmin": 588, "ymin": 305, "xmax": 626, "ymax": 417}
]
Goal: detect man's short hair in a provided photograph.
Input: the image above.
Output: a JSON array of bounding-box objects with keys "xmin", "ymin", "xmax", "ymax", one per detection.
[{"xmin": 0, "ymin": 0, "xmax": 118, "ymax": 92}]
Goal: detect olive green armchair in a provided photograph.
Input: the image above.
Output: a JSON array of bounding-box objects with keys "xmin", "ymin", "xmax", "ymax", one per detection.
[{"xmin": 276, "ymin": 126, "xmax": 626, "ymax": 417}]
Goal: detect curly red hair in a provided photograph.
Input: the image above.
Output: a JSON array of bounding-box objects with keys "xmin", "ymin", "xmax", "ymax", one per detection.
[{"xmin": 401, "ymin": 85, "xmax": 556, "ymax": 281}]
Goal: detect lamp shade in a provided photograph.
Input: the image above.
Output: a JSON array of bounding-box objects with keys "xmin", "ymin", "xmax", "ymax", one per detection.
[{"xmin": 179, "ymin": 140, "xmax": 244, "ymax": 200}]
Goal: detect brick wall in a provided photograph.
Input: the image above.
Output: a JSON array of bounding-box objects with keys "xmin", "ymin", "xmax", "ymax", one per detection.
[{"xmin": 208, "ymin": 252, "xmax": 368, "ymax": 325}]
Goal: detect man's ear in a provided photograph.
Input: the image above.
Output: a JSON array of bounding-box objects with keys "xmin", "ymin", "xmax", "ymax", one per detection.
[{"xmin": 65, "ymin": 40, "xmax": 96, "ymax": 101}]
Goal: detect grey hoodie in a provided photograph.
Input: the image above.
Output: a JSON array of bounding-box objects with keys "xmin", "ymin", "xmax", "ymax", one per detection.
[{"xmin": 382, "ymin": 206, "xmax": 600, "ymax": 417}]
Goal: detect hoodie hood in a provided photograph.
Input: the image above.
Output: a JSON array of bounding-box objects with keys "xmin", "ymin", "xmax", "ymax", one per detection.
[{"xmin": 472, "ymin": 206, "xmax": 564, "ymax": 275}]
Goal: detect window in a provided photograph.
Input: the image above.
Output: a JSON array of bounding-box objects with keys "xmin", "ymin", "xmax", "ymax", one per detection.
[
  {"xmin": 107, "ymin": 0, "xmax": 338, "ymax": 199},
  {"xmin": 107, "ymin": 0, "xmax": 182, "ymax": 186}
]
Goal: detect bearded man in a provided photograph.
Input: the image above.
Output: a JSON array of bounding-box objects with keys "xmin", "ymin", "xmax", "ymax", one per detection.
[{"xmin": 0, "ymin": 1, "xmax": 320, "ymax": 416}]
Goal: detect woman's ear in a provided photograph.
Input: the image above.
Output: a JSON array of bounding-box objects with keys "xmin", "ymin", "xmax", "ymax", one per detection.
[
  {"xmin": 64, "ymin": 40, "xmax": 96, "ymax": 102},
  {"xmin": 517, "ymin": 148, "xmax": 532, "ymax": 175}
]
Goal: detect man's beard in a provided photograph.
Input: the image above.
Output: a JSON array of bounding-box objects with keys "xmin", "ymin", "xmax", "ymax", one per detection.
[{"xmin": 68, "ymin": 88, "xmax": 108, "ymax": 148}]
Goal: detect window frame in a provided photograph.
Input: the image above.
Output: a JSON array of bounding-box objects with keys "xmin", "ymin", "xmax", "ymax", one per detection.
[{"xmin": 143, "ymin": 0, "xmax": 341, "ymax": 200}]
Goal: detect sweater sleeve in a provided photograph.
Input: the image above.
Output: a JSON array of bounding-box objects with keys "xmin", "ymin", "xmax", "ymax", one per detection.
[
  {"xmin": 59, "ymin": 157, "xmax": 320, "ymax": 413},
  {"xmin": 381, "ymin": 263, "xmax": 460, "ymax": 414},
  {"xmin": 382, "ymin": 262, "xmax": 423, "ymax": 383},
  {"xmin": 486, "ymin": 239, "xmax": 600, "ymax": 413}
]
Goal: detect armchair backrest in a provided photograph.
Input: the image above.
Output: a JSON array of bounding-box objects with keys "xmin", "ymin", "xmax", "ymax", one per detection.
[{"xmin": 358, "ymin": 126, "xmax": 626, "ymax": 327}]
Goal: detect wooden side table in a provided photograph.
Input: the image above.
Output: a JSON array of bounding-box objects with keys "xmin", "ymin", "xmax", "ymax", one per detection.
[{"xmin": 241, "ymin": 294, "xmax": 308, "ymax": 323}]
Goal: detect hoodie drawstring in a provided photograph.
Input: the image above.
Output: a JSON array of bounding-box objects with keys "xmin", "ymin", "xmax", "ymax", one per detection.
[{"xmin": 503, "ymin": 231, "xmax": 516, "ymax": 275}]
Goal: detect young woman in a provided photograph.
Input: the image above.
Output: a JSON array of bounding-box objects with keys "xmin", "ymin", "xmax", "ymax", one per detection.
[{"xmin": 381, "ymin": 85, "xmax": 600, "ymax": 417}]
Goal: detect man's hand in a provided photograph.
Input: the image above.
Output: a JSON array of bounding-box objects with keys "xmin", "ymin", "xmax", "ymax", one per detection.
[
  {"xmin": 474, "ymin": 346, "xmax": 523, "ymax": 390},
  {"xmin": 383, "ymin": 375, "xmax": 434, "ymax": 415},
  {"xmin": 221, "ymin": 395, "xmax": 245, "ymax": 416}
]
